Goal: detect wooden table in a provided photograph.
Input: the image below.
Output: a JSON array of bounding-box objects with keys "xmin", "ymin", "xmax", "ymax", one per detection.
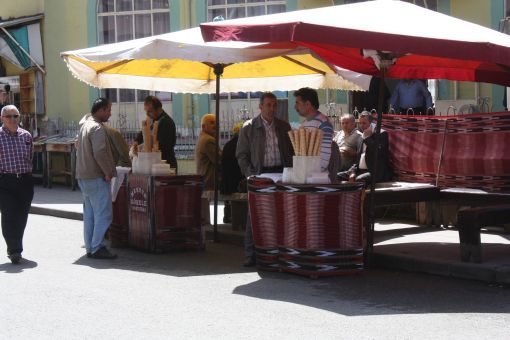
[{"xmin": 45, "ymin": 136, "xmax": 77, "ymax": 190}]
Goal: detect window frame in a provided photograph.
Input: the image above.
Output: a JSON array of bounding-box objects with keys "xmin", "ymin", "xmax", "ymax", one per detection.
[
  {"xmin": 207, "ymin": 0, "xmax": 286, "ymax": 21},
  {"xmin": 96, "ymin": 0, "xmax": 171, "ymax": 104},
  {"xmin": 97, "ymin": 0, "xmax": 170, "ymax": 44}
]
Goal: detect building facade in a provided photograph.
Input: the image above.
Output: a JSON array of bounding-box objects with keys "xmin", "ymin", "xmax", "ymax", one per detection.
[{"xmin": 0, "ymin": 0, "xmax": 507, "ymax": 135}]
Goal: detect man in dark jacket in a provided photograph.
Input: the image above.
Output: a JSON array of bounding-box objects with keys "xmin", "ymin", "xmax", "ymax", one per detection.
[
  {"xmin": 337, "ymin": 111, "xmax": 391, "ymax": 185},
  {"xmin": 237, "ymin": 92, "xmax": 293, "ymax": 266},
  {"xmin": 220, "ymin": 122, "xmax": 244, "ymax": 223},
  {"xmin": 134, "ymin": 96, "xmax": 177, "ymax": 171}
]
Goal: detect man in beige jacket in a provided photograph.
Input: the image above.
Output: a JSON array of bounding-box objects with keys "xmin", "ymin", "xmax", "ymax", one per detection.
[
  {"xmin": 196, "ymin": 114, "xmax": 219, "ymax": 191},
  {"xmin": 76, "ymin": 98, "xmax": 117, "ymax": 259},
  {"xmin": 195, "ymin": 114, "xmax": 220, "ymax": 226},
  {"xmin": 78, "ymin": 114, "xmax": 131, "ymax": 167}
]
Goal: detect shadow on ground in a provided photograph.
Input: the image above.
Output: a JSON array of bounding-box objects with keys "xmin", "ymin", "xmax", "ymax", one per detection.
[
  {"xmin": 0, "ymin": 259, "xmax": 38, "ymax": 274},
  {"xmin": 232, "ymin": 268, "xmax": 510, "ymax": 316},
  {"xmin": 72, "ymin": 238, "xmax": 510, "ymax": 316},
  {"xmin": 73, "ymin": 241, "xmax": 254, "ymax": 277}
]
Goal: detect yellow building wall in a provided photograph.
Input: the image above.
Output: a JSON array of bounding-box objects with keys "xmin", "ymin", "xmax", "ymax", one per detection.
[
  {"xmin": 298, "ymin": 0, "xmax": 334, "ymax": 10},
  {"xmin": 43, "ymin": 0, "xmax": 91, "ymax": 122},
  {"xmin": 451, "ymin": 0, "xmax": 491, "ymax": 26},
  {"xmin": 450, "ymin": 0, "xmax": 493, "ymax": 101},
  {"xmin": 0, "ymin": 0, "xmax": 43, "ymax": 18}
]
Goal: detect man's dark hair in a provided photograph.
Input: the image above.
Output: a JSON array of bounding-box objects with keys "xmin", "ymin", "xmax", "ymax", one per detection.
[
  {"xmin": 294, "ymin": 87, "xmax": 319, "ymax": 109},
  {"xmin": 259, "ymin": 92, "xmax": 277, "ymax": 105},
  {"xmin": 359, "ymin": 110, "xmax": 373, "ymax": 122},
  {"xmin": 144, "ymin": 95, "xmax": 162, "ymax": 109},
  {"xmin": 91, "ymin": 97, "xmax": 110, "ymax": 114}
]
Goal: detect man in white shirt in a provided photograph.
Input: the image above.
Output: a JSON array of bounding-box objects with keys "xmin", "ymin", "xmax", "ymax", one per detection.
[{"xmin": 333, "ymin": 113, "xmax": 363, "ymax": 171}]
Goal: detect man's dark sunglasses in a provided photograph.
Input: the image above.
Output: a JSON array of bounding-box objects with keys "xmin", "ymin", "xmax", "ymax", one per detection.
[{"xmin": 2, "ymin": 115, "xmax": 20, "ymax": 119}]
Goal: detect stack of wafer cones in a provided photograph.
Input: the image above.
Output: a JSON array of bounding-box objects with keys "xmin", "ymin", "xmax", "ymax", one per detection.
[
  {"xmin": 142, "ymin": 119, "xmax": 152, "ymax": 152},
  {"xmin": 141, "ymin": 119, "xmax": 160, "ymax": 152},
  {"xmin": 288, "ymin": 127, "xmax": 323, "ymax": 156},
  {"xmin": 152, "ymin": 121, "xmax": 160, "ymax": 152}
]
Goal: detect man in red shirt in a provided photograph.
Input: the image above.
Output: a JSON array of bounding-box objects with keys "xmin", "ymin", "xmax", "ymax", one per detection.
[{"xmin": 0, "ymin": 105, "xmax": 34, "ymax": 264}]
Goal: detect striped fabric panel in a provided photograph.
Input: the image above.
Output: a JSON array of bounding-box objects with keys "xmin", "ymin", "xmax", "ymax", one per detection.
[{"xmin": 383, "ymin": 112, "xmax": 510, "ymax": 192}]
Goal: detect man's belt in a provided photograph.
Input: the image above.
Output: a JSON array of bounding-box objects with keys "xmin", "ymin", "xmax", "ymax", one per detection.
[
  {"xmin": 0, "ymin": 173, "xmax": 32, "ymax": 179},
  {"xmin": 261, "ymin": 166, "xmax": 284, "ymax": 173}
]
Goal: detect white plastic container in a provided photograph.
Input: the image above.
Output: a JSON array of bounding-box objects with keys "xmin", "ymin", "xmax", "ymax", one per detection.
[
  {"xmin": 151, "ymin": 163, "xmax": 172, "ymax": 176},
  {"xmin": 282, "ymin": 167, "xmax": 294, "ymax": 183},
  {"xmin": 133, "ymin": 152, "xmax": 162, "ymax": 174},
  {"xmin": 306, "ymin": 172, "xmax": 330, "ymax": 184},
  {"xmin": 292, "ymin": 156, "xmax": 321, "ymax": 184}
]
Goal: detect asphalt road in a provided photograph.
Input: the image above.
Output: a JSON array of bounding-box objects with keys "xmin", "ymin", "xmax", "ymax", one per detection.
[{"xmin": 1, "ymin": 214, "xmax": 509, "ymax": 340}]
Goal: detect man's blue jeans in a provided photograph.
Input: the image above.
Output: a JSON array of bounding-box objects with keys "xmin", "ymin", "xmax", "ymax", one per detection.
[{"xmin": 78, "ymin": 178, "xmax": 112, "ymax": 254}]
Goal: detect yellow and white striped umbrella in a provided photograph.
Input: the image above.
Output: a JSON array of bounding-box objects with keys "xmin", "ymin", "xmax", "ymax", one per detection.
[{"xmin": 61, "ymin": 27, "xmax": 369, "ymax": 94}]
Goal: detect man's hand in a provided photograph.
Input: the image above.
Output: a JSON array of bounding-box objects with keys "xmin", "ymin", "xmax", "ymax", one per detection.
[
  {"xmin": 348, "ymin": 173, "xmax": 356, "ymax": 182},
  {"xmin": 104, "ymin": 175, "xmax": 112, "ymax": 182},
  {"xmin": 340, "ymin": 147, "xmax": 357, "ymax": 157},
  {"xmin": 362, "ymin": 127, "xmax": 373, "ymax": 139},
  {"xmin": 130, "ymin": 141, "xmax": 139, "ymax": 157}
]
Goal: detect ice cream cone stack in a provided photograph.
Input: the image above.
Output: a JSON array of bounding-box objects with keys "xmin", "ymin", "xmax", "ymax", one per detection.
[
  {"xmin": 142, "ymin": 118, "xmax": 152, "ymax": 152},
  {"xmin": 288, "ymin": 127, "xmax": 323, "ymax": 156},
  {"xmin": 152, "ymin": 121, "xmax": 160, "ymax": 152}
]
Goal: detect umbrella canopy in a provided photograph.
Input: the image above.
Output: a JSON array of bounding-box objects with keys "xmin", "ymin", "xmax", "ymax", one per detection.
[
  {"xmin": 201, "ymin": 0, "xmax": 510, "ymax": 87},
  {"xmin": 61, "ymin": 27, "xmax": 369, "ymax": 93}
]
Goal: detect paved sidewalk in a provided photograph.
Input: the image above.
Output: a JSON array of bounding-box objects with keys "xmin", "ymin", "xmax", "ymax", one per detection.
[{"xmin": 29, "ymin": 184, "xmax": 510, "ymax": 284}]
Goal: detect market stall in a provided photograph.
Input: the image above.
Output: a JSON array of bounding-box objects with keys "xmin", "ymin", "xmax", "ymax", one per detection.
[
  {"xmin": 127, "ymin": 174, "xmax": 203, "ymax": 253},
  {"xmin": 248, "ymin": 177, "xmax": 365, "ymax": 278}
]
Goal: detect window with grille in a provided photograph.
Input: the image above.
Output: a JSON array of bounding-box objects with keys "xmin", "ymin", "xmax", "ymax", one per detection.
[
  {"xmin": 207, "ymin": 1, "xmax": 287, "ymax": 119},
  {"xmin": 97, "ymin": 0, "xmax": 172, "ymax": 103},
  {"xmin": 344, "ymin": 0, "xmax": 437, "ymax": 10},
  {"xmin": 207, "ymin": 0, "xmax": 286, "ymax": 22}
]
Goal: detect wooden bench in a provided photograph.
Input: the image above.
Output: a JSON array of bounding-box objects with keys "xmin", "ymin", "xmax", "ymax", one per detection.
[
  {"xmin": 456, "ymin": 204, "xmax": 510, "ymax": 262},
  {"xmin": 364, "ymin": 181, "xmax": 441, "ymax": 227},
  {"xmin": 439, "ymin": 188, "xmax": 510, "ymax": 262}
]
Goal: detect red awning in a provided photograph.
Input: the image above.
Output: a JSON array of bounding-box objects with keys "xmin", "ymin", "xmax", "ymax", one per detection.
[{"xmin": 201, "ymin": 1, "xmax": 510, "ymax": 86}]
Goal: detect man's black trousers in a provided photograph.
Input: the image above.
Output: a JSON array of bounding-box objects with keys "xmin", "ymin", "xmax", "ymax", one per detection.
[{"xmin": 0, "ymin": 174, "xmax": 34, "ymax": 255}]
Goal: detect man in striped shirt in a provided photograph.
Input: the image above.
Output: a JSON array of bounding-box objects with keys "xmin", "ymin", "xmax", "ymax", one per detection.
[
  {"xmin": 294, "ymin": 88, "xmax": 334, "ymax": 171},
  {"xmin": 0, "ymin": 105, "xmax": 34, "ymax": 264}
]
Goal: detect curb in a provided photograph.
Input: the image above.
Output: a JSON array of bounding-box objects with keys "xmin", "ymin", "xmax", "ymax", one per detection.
[
  {"xmin": 30, "ymin": 206, "xmax": 83, "ymax": 221},
  {"xmin": 373, "ymin": 252, "xmax": 510, "ymax": 285}
]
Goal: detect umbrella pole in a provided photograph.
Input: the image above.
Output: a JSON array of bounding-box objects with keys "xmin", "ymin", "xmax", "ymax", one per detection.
[
  {"xmin": 213, "ymin": 64, "xmax": 224, "ymax": 243},
  {"xmin": 366, "ymin": 70, "xmax": 387, "ymax": 267}
]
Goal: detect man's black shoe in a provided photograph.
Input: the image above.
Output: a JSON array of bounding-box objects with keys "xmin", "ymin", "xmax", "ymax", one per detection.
[
  {"xmin": 243, "ymin": 256, "xmax": 256, "ymax": 267},
  {"xmin": 8, "ymin": 253, "xmax": 22, "ymax": 264},
  {"xmin": 86, "ymin": 252, "xmax": 91, "ymax": 258},
  {"xmin": 90, "ymin": 247, "xmax": 117, "ymax": 260}
]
